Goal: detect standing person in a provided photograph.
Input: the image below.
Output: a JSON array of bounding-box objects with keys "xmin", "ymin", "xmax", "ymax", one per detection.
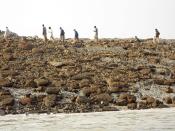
[
  {"xmin": 42, "ymin": 24, "xmax": 47, "ymax": 42},
  {"xmin": 153, "ymin": 29, "xmax": 160, "ymax": 43},
  {"xmin": 60, "ymin": 27, "xmax": 65, "ymax": 42},
  {"xmin": 48, "ymin": 27, "xmax": 54, "ymax": 41},
  {"xmin": 4, "ymin": 27, "xmax": 11, "ymax": 41},
  {"xmin": 94, "ymin": 26, "xmax": 98, "ymax": 42},
  {"xmin": 73, "ymin": 29, "xmax": 79, "ymax": 42}
]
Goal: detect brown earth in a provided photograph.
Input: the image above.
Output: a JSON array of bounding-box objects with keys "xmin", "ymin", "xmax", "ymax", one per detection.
[{"xmin": 0, "ymin": 35, "xmax": 175, "ymax": 115}]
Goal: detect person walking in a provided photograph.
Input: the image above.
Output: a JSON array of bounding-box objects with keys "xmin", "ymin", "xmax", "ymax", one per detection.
[
  {"xmin": 153, "ymin": 29, "xmax": 160, "ymax": 43},
  {"xmin": 73, "ymin": 29, "xmax": 79, "ymax": 42},
  {"xmin": 4, "ymin": 27, "xmax": 11, "ymax": 41},
  {"xmin": 42, "ymin": 24, "xmax": 47, "ymax": 42},
  {"xmin": 60, "ymin": 27, "xmax": 65, "ymax": 42},
  {"xmin": 48, "ymin": 27, "xmax": 54, "ymax": 41},
  {"xmin": 94, "ymin": 26, "xmax": 98, "ymax": 42}
]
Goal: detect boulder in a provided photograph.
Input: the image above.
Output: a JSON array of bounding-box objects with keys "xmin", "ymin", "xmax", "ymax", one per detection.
[
  {"xmin": 118, "ymin": 94, "xmax": 136, "ymax": 104},
  {"xmin": 34, "ymin": 78, "xmax": 49, "ymax": 86},
  {"xmin": 116, "ymin": 99, "xmax": 128, "ymax": 106},
  {"xmin": 43, "ymin": 95, "xmax": 57, "ymax": 107},
  {"xmin": 79, "ymin": 79, "xmax": 90, "ymax": 88},
  {"xmin": 76, "ymin": 96, "xmax": 90, "ymax": 104},
  {"xmin": 172, "ymin": 96, "xmax": 175, "ymax": 104},
  {"xmin": 82, "ymin": 86, "xmax": 97, "ymax": 96},
  {"xmin": 3, "ymin": 48, "xmax": 13, "ymax": 53},
  {"xmin": 0, "ymin": 79, "xmax": 12, "ymax": 87},
  {"xmin": 127, "ymin": 103, "xmax": 137, "ymax": 109},
  {"xmin": 3, "ymin": 54, "xmax": 14, "ymax": 61},
  {"xmin": 32, "ymin": 48, "xmax": 44, "ymax": 54},
  {"xmin": 0, "ymin": 89, "xmax": 11, "ymax": 96},
  {"xmin": 18, "ymin": 42, "xmax": 33, "ymax": 50},
  {"xmin": 127, "ymin": 95, "xmax": 136, "ymax": 103},
  {"xmin": 25, "ymin": 80, "xmax": 37, "ymax": 88},
  {"xmin": 163, "ymin": 97, "xmax": 172, "ymax": 104},
  {"xmin": 137, "ymin": 100, "xmax": 147, "ymax": 109},
  {"xmin": 92, "ymin": 93, "xmax": 112, "ymax": 104},
  {"xmin": 19, "ymin": 97, "xmax": 31, "ymax": 106},
  {"xmin": 46, "ymin": 87, "xmax": 60, "ymax": 94},
  {"xmin": 118, "ymin": 93, "xmax": 128, "ymax": 100},
  {"xmin": 164, "ymin": 87, "xmax": 174, "ymax": 93},
  {"xmin": 0, "ymin": 97, "xmax": 14, "ymax": 107},
  {"xmin": 146, "ymin": 97, "xmax": 155, "ymax": 105}
]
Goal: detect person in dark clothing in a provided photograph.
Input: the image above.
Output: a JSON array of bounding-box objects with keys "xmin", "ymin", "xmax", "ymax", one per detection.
[
  {"xmin": 42, "ymin": 24, "xmax": 47, "ymax": 42},
  {"xmin": 135, "ymin": 36, "xmax": 141, "ymax": 42},
  {"xmin": 154, "ymin": 29, "xmax": 160, "ymax": 43},
  {"xmin": 73, "ymin": 29, "xmax": 79, "ymax": 42},
  {"xmin": 60, "ymin": 27, "xmax": 65, "ymax": 42}
]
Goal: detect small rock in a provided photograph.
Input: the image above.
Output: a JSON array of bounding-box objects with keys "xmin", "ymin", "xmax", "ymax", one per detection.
[
  {"xmin": 18, "ymin": 42, "xmax": 33, "ymax": 50},
  {"xmin": 32, "ymin": 48, "xmax": 44, "ymax": 54},
  {"xmin": 0, "ymin": 79, "xmax": 13, "ymax": 87},
  {"xmin": 46, "ymin": 87, "xmax": 60, "ymax": 94},
  {"xmin": 165, "ymin": 87, "xmax": 174, "ymax": 93},
  {"xmin": 76, "ymin": 96, "xmax": 89, "ymax": 104},
  {"xmin": 172, "ymin": 96, "xmax": 175, "ymax": 104},
  {"xmin": 19, "ymin": 97, "xmax": 31, "ymax": 106},
  {"xmin": 146, "ymin": 96, "xmax": 155, "ymax": 105},
  {"xmin": 0, "ymin": 97, "xmax": 14, "ymax": 107},
  {"xmin": 34, "ymin": 78, "xmax": 49, "ymax": 86},
  {"xmin": 43, "ymin": 95, "xmax": 57, "ymax": 107},
  {"xmin": 127, "ymin": 103, "xmax": 137, "ymax": 109},
  {"xmin": 116, "ymin": 99, "xmax": 128, "ymax": 106},
  {"xmin": 92, "ymin": 93, "xmax": 112, "ymax": 104},
  {"xmin": 163, "ymin": 97, "xmax": 172, "ymax": 104}
]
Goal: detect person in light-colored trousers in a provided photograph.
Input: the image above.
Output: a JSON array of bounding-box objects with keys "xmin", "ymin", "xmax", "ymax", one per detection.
[
  {"xmin": 94, "ymin": 26, "xmax": 98, "ymax": 42},
  {"xmin": 153, "ymin": 29, "xmax": 160, "ymax": 44}
]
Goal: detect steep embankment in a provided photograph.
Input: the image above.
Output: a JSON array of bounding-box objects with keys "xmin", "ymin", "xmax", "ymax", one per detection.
[{"xmin": 0, "ymin": 36, "xmax": 175, "ymax": 115}]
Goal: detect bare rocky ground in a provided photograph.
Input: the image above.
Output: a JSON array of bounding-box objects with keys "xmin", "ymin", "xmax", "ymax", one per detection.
[{"xmin": 0, "ymin": 34, "xmax": 175, "ymax": 115}]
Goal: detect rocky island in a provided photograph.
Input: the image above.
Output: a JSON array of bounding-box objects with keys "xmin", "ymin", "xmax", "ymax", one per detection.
[{"xmin": 0, "ymin": 33, "xmax": 175, "ymax": 115}]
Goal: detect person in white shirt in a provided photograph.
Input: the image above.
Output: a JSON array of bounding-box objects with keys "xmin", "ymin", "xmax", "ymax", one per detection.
[
  {"xmin": 4, "ymin": 27, "xmax": 11, "ymax": 41},
  {"xmin": 94, "ymin": 26, "xmax": 98, "ymax": 42},
  {"xmin": 48, "ymin": 27, "xmax": 54, "ymax": 41}
]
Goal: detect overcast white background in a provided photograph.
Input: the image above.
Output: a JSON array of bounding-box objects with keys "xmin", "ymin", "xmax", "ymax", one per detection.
[{"xmin": 0, "ymin": 0, "xmax": 174, "ymax": 38}]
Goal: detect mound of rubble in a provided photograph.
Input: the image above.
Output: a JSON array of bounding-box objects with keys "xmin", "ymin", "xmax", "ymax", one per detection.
[{"xmin": 0, "ymin": 36, "xmax": 175, "ymax": 115}]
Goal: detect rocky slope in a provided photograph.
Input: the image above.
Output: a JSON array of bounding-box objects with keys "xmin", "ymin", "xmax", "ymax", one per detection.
[{"xmin": 0, "ymin": 36, "xmax": 175, "ymax": 115}]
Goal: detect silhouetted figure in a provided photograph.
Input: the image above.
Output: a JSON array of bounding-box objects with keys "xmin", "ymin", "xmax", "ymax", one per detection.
[
  {"xmin": 60, "ymin": 27, "xmax": 65, "ymax": 42},
  {"xmin": 42, "ymin": 24, "xmax": 47, "ymax": 42},
  {"xmin": 48, "ymin": 27, "xmax": 54, "ymax": 41},
  {"xmin": 135, "ymin": 36, "xmax": 141, "ymax": 42},
  {"xmin": 94, "ymin": 26, "xmax": 98, "ymax": 42},
  {"xmin": 4, "ymin": 27, "xmax": 10, "ymax": 41},
  {"xmin": 74, "ymin": 29, "xmax": 79, "ymax": 42},
  {"xmin": 153, "ymin": 29, "xmax": 160, "ymax": 43}
]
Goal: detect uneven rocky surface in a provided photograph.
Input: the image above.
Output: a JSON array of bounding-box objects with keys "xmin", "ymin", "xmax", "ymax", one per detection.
[{"xmin": 0, "ymin": 35, "xmax": 175, "ymax": 115}]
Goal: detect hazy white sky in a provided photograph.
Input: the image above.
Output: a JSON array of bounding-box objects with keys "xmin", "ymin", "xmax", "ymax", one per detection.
[{"xmin": 0, "ymin": 0, "xmax": 174, "ymax": 38}]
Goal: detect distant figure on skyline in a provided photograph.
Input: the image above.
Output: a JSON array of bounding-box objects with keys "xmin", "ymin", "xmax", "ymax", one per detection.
[
  {"xmin": 42, "ymin": 24, "xmax": 47, "ymax": 42},
  {"xmin": 135, "ymin": 36, "xmax": 141, "ymax": 43},
  {"xmin": 94, "ymin": 26, "xmax": 98, "ymax": 42},
  {"xmin": 4, "ymin": 27, "xmax": 11, "ymax": 41},
  {"xmin": 153, "ymin": 29, "xmax": 160, "ymax": 43},
  {"xmin": 73, "ymin": 29, "xmax": 79, "ymax": 42},
  {"xmin": 48, "ymin": 27, "xmax": 54, "ymax": 41},
  {"xmin": 60, "ymin": 27, "xmax": 65, "ymax": 42}
]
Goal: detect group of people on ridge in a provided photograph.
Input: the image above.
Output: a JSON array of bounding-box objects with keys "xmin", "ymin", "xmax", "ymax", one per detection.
[
  {"xmin": 2, "ymin": 26, "xmax": 160, "ymax": 44},
  {"xmin": 42, "ymin": 24, "xmax": 99, "ymax": 43}
]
